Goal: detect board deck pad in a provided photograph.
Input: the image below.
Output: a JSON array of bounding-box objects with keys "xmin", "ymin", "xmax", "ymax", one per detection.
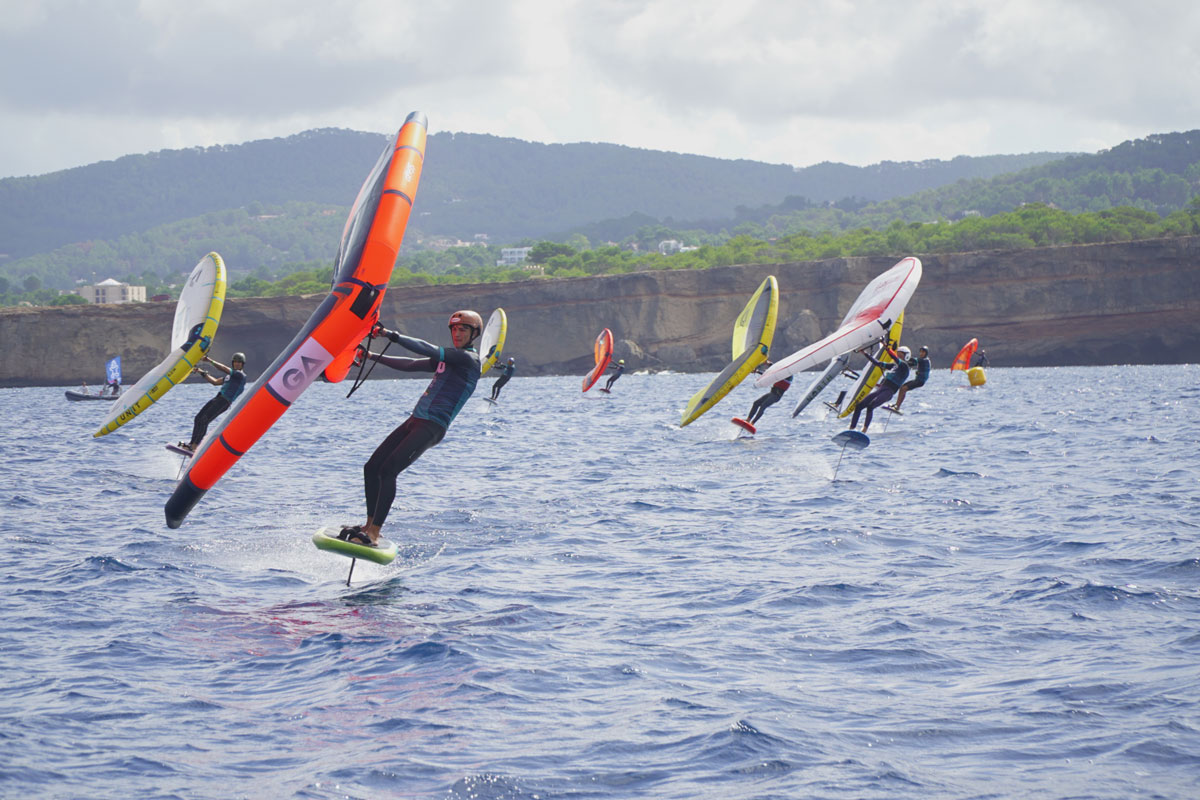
[
  {"xmin": 831, "ymin": 430, "xmax": 870, "ymax": 450},
  {"xmin": 312, "ymin": 527, "xmax": 398, "ymax": 565},
  {"xmin": 165, "ymin": 443, "xmax": 194, "ymax": 457}
]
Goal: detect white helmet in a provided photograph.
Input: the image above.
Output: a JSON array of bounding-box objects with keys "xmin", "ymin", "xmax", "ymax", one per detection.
[{"xmin": 898, "ymin": 346, "xmax": 912, "ymax": 358}]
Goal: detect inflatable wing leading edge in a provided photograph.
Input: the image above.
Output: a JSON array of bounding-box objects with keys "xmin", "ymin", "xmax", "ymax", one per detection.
[
  {"xmin": 792, "ymin": 353, "xmax": 849, "ymax": 417},
  {"xmin": 680, "ymin": 275, "xmax": 778, "ymax": 427},
  {"xmin": 165, "ymin": 112, "xmax": 428, "ymax": 528},
  {"xmin": 582, "ymin": 328, "xmax": 614, "ymax": 392},
  {"xmin": 951, "ymin": 338, "xmax": 978, "ymax": 371},
  {"xmin": 95, "ymin": 252, "xmax": 226, "ymax": 437},
  {"xmin": 479, "ymin": 308, "xmax": 508, "ymax": 375},
  {"xmin": 756, "ymin": 257, "xmax": 921, "ymax": 387}
]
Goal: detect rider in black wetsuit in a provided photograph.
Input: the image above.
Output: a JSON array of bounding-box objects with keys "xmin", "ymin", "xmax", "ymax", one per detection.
[
  {"xmin": 850, "ymin": 345, "xmax": 910, "ymax": 433},
  {"xmin": 604, "ymin": 359, "xmax": 625, "ymax": 391},
  {"xmin": 747, "ymin": 374, "xmax": 792, "ymax": 424},
  {"xmin": 181, "ymin": 353, "xmax": 246, "ymax": 452},
  {"xmin": 340, "ymin": 310, "xmax": 482, "ymax": 547},
  {"xmin": 893, "ymin": 345, "xmax": 930, "ymax": 411},
  {"xmin": 491, "ymin": 357, "xmax": 515, "ymax": 400}
]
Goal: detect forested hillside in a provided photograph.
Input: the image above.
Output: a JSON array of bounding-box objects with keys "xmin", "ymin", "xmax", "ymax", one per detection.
[
  {"xmin": 0, "ymin": 128, "xmax": 1065, "ymax": 260},
  {"xmin": 5, "ymin": 127, "xmax": 1200, "ymax": 304},
  {"xmin": 703, "ymin": 132, "xmax": 1200, "ymax": 240}
]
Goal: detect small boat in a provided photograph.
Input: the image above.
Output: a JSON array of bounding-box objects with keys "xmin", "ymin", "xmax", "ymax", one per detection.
[
  {"xmin": 66, "ymin": 356, "xmax": 122, "ymax": 401},
  {"xmin": 66, "ymin": 387, "xmax": 120, "ymax": 401}
]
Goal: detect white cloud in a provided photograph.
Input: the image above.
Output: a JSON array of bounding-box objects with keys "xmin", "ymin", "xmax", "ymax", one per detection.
[{"xmin": 0, "ymin": 0, "xmax": 1197, "ymax": 177}]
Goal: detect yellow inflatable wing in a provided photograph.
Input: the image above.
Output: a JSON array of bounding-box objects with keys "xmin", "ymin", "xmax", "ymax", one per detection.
[
  {"xmin": 680, "ymin": 275, "xmax": 778, "ymax": 427},
  {"xmin": 94, "ymin": 253, "xmax": 227, "ymax": 437},
  {"xmin": 479, "ymin": 308, "xmax": 508, "ymax": 375}
]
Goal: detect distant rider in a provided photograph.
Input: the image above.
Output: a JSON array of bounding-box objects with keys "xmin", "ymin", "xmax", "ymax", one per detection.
[
  {"xmin": 180, "ymin": 352, "xmax": 246, "ymax": 453},
  {"xmin": 974, "ymin": 348, "xmax": 989, "ymax": 367},
  {"xmin": 604, "ymin": 359, "xmax": 626, "ymax": 391},
  {"xmin": 849, "ymin": 345, "xmax": 911, "ymax": 434},
  {"xmin": 491, "ymin": 357, "xmax": 516, "ymax": 401},
  {"xmin": 892, "ymin": 345, "xmax": 930, "ymax": 411},
  {"xmin": 747, "ymin": 373, "xmax": 792, "ymax": 424},
  {"xmin": 340, "ymin": 311, "xmax": 481, "ymax": 547}
]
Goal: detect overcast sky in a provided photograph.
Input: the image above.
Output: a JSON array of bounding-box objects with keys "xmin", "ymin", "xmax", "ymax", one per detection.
[{"xmin": 1, "ymin": 0, "xmax": 1197, "ymax": 179}]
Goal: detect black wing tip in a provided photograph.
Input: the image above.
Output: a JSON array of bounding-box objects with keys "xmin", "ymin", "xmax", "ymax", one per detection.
[
  {"xmin": 404, "ymin": 111, "xmax": 428, "ymax": 129},
  {"xmin": 164, "ymin": 477, "xmax": 205, "ymax": 529}
]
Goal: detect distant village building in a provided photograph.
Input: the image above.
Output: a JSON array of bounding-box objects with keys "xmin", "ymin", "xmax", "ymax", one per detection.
[
  {"xmin": 78, "ymin": 278, "xmax": 146, "ymax": 304},
  {"xmin": 658, "ymin": 240, "xmax": 697, "ymax": 255},
  {"xmin": 496, "ymin": 247, "xmax": 532, "ymax": 267}
]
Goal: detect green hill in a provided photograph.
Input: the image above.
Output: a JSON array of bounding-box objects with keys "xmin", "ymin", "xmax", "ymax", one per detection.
[
  {"xmin": 7, "ymin": 126, "xmax": 1200, "ymax": 299},
  {"xmin": 0, "ymin": 128, "xmax": 1067, "ymax": 261}
]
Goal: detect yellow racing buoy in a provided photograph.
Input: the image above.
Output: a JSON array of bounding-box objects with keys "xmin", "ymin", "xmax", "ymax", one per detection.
[{"xmin": 967, "ymin": 366, "xmax": 987, "ymax": 386}]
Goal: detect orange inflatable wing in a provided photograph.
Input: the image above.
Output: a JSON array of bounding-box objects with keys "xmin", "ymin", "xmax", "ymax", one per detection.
[
  {"xmin": 323, "ymin": 329, "xmax": 371, "ymax": 384},
  {"xmin": 951, "ymin": 338, "xmax": 978, "ymax": 372},
  {"xmin": 165, "ymin": 112, "xmax": 428, "ymax": 529},
  {"xmin": 582, "ymin": 328, "xmax": 614, "ymax": 392}
]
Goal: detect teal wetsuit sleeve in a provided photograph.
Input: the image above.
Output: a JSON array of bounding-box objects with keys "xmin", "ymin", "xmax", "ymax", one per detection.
[
  {"xmin": 373, "ymin": 353, "xmax": 436, "ymax": 373},
  {"xmin": 390, "ymin": 332, "xmax": 440, "ymax": 358}
]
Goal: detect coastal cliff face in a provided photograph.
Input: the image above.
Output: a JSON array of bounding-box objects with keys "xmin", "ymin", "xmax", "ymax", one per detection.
[{"xmin": 3, "ymin": 237, "xmax": 1198, "ymax": 387}]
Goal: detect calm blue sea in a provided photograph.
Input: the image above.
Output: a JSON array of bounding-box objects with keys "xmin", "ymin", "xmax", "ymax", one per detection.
[{"xmin": 2, "ymin": 366, "xmax": 1199, "ymax": 799}]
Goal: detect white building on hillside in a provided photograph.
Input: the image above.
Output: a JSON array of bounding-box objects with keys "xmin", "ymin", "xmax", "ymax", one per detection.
[
  {"xmin": 79, "ymin": 278, "xmax": 146, "ymax": 304},
  {"xmin": 496, "ymin": 247, "xmax": 532, "ymax": 267}
]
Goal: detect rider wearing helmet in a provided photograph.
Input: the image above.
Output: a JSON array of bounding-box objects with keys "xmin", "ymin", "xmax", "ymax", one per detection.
[
  {"xmin": 604, "ymin": 358, "xmax": 626, "ymax": 392},
  {"xmin": 179, "ymin": 351, "xmax": 247, "ymax": 453},
  {"xmin": 491, "ymin": 356, "xmax": 516, "ymax": 401},
  {"xmin": 849, "ymin": 341, "xmax": 911, "ymax": 434},
  {"xmin": 893, "ymin": 345, "xmax": 931, "ymax": 412},
  {"xmin": 341, "ymin": 311, "xmax": 482, "ymax": 546}
]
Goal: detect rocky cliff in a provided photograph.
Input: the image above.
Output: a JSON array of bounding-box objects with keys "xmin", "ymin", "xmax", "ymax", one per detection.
[{"xmin": 4, "ymin": 237, "xmax": 1199, "ymax": 387}]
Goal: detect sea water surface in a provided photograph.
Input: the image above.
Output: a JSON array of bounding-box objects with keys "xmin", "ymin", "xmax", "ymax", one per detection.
[{"xmin": 2, "ymin": 366, "xmax": 1199, "ymax": 799}]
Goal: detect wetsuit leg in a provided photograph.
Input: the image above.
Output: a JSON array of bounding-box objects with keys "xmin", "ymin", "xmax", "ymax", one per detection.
[
  {"xmin": 861, "ymin": 385, "xmax": 898, "ymax": 432},
  {"xmin": 850, "ymin": 403, "xmax": 864, "ymax": 430},
  {"xmin": 363, "ymin": 417, "xmax": 445, "ymax": 528},
  {"xmin": 750, "ymin": 393, "xmax": 780, "ymax": 423},
  {"xmin": 491, "ymin": 374, "xmax": 510, "ymax": 399},
  {"xmin": 747, "ymin": 396, "xmax": 767, "ymax": 423},
  {"xmin": 190, "ymin": 395, "xmax": 231, "ymax": 446}
]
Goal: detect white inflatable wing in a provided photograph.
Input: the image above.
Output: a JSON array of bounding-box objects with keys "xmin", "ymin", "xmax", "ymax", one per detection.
[{"xmin": 756, "ymin": 257, "xmax": 921, "ymax": 387}]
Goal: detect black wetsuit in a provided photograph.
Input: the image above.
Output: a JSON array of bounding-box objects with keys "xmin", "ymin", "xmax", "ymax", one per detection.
[
  {"xmin": 904, "ymin": 356, "xmax": 931, "ymax": 391},
  {"xmin": 190, "ymin": 368, "xmax": 246, "ymax": 446},
  {"xmin": 604, "ymin": 363, "xmax": 625, "ymax": 390},
  {"xmin": 364, "ymin": 332, "xmax": 479, "ymax": 527},
  {"xmin": 748, "ymin": 377, "xmax": 792, "ymax": 424},
  {"xmin": 491, "ymin": 362, "xmax": 515, "ymax": 400},
  {"xmin": 974, "ymin": 351, "xmax": 989, "ymax": 367},
  {"xmin": 850, "ymin": 353, "xmax": 910, "ymax": 433}
]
